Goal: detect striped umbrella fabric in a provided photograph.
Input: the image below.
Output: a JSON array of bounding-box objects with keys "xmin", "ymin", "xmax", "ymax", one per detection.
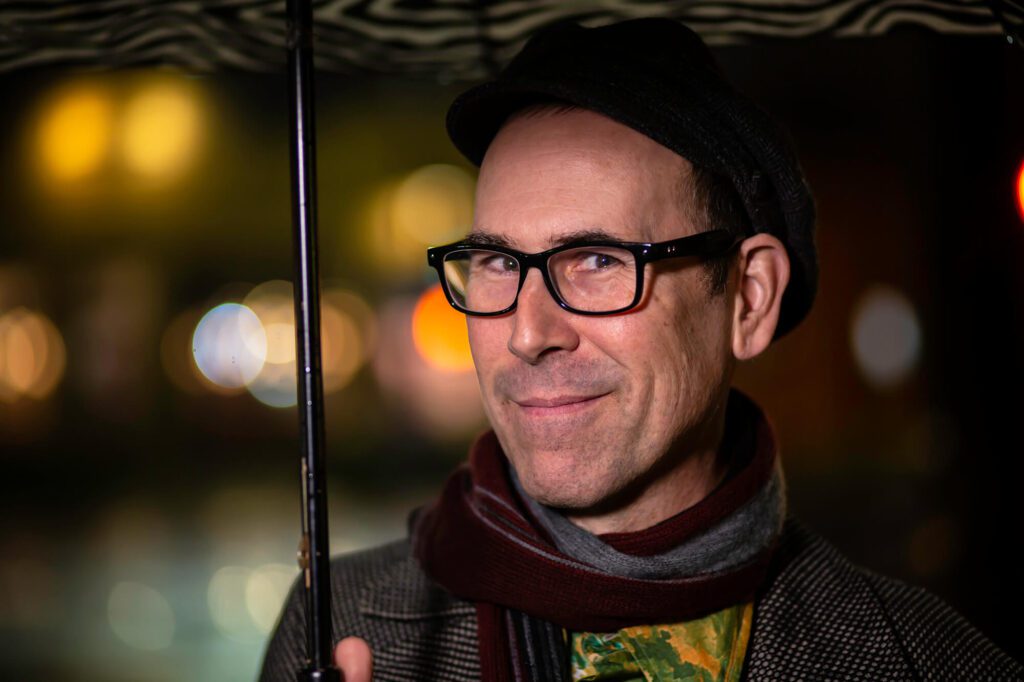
[{"xmin": 1, "ymin": 0, "xmax": 1020, "ymax": 78}]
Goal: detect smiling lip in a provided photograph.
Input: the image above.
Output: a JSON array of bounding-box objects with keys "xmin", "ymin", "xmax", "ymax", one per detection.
[{"xmin": 513, "ymin": 393, "xmax": 609, "ymax": 416}]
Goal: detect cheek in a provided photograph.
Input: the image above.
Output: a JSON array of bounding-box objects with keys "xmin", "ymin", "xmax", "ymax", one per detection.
[
  {"xmin": 596, "ymin": 290, "xmax": 723, "ymax": 417},
  {"xmin": 466, "ymin": 318, "xmax": 507, "ymax": 378},
  {"xmin": 585, "ymin": 304, "xmax": 692, "ymax": 378},
  {"xmin": 586, "ymin": 315, "xmax": 686, "ymax": 405}
]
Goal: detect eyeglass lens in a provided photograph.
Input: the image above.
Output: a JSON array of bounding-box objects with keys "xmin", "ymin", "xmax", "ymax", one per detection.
[{"xmin": 442, "ymin": 246, "xmax": 638, "ymax": 313}]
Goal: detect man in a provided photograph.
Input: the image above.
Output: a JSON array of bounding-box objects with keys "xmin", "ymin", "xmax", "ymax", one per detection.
[{"xmin": 261, "ymin": 18, "xmax": 1021, "ymax": 681}]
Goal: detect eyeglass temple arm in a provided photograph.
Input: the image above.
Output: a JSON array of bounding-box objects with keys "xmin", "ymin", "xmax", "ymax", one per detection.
[{"xmin": 644, "ymin": 230, "xmax": 741, "ymax": 261}]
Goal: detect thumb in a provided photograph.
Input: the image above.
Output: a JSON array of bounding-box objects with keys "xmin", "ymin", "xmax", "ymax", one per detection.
[{"xmin": 335, "ymin": 636, "xmax": 373, "ymax": 682}]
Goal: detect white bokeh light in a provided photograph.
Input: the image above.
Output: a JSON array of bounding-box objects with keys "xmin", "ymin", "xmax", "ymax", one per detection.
[
  {"xmin": 245, "ymin": 563, "xmax": 297, "ymax": 633},
  {"xmin": 850, "ymin": 285, "xmax": 922, "ymax": 389},
  {"xmin": 208, "ymin": 566, "xmax": 260, "ymax": 641},
  {"xmin": 192, "ymin": 303, "xmax": 266, "ymax": 389}
]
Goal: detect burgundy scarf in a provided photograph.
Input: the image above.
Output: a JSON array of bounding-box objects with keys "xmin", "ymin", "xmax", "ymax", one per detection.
[{"xmin": 412, "ymin": 390, "xmax": 780, "ymax": 680}]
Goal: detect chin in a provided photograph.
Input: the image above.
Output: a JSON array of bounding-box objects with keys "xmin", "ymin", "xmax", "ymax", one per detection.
[{"xmin": 511, "ymin": 449, "xmax": 619, "ymax": 511}]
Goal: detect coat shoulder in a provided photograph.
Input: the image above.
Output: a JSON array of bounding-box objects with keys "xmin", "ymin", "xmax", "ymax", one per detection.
[
  {"xmin": 747, "ymin": 518, "xmax": 1022, "ymax": 680},
  {"xmin": 859, "ymin": 568, "xmax": 1022, "ymax": 679},
  {"xmin": 259, "ymin": 539, "xmax": 479, "ymax": 682}
]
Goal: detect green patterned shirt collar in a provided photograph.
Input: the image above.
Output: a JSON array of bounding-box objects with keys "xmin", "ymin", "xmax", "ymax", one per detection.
[{"xmin": 570, "ymin": 602, "xmax": 753, "ymax": 682}]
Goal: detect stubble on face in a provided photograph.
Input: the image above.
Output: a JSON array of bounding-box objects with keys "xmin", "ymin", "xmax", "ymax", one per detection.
[
  {"xmin": 487, "ymin": 352, "xmax": 632, "ymax": 502},
  {"xmin": 468, "ymin": 107, "xmax": 734, "ymax": 526}
]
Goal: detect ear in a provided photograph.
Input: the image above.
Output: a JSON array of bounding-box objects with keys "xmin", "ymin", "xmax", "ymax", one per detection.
[{"xmin": 731, "ymin": 233, "xmax": 790, "ymax": 361}]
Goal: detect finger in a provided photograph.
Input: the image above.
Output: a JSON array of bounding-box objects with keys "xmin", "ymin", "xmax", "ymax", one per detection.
[{"xmin": 334, "ymin": 636, "xmax": 373, "ymax": 682}]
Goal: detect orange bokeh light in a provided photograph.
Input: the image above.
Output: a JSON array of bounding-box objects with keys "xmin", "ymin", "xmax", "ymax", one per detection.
[
  {"xmin": 411, "ymin": 285, "xmax": 475, "ymax": 372},
  {"xmin": 0, "ymin": 308, "xmax": 66, "ymax": 401}
]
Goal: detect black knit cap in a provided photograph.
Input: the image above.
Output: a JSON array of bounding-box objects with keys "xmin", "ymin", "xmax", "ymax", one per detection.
[{"xmin": 446, "ymin": 18, "xmax": 817, "ymax": 339}]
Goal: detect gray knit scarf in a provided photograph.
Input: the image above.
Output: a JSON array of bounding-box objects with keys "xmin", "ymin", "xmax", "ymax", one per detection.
[{"xmin": 512, "ymin": 416, "xmax": 786, "ymax": 581}]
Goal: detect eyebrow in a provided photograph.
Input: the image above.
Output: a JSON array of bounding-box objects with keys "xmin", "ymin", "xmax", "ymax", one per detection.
[
  {"xmin": 462, "ymin": 227, "xmax": 624, "ymax": 250},
  {"xmin": 549, "ymin": 229, "xmax": 621, "ymax": 247},
  {"xmin": 462, "ymin": 231, "xmax": 514, "ymax": 248}
]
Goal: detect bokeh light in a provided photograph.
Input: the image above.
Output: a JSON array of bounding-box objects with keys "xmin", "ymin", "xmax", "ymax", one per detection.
[
  {"xmin": 242, "ymin": 281, "xmax": 296, "ymax": 407},
  {"xmin": 246, "ymin": 361, "xmax": 296, "ymax": 408},
  {"xmin": 107, "ymin": 581, "xmax": 176, "ymax": 651},
  {"xmin": 120, "ymin": 79, "xmax": 203, "ymax": 180},
  {"xmin": 245, "ymin": 563, "xmax": 297, "ymax": 633},
  {"xmin": 364, "ymin": 164, "xmax": 476, "ymax": 275},
  {"xmin": 0, "ymin": 308, "xmax": 67, "ymax": 402},
  {"xmin": 192, "ymin": 303, "xmax": 266, "ymax": 390},
  {"xmin": 36, "ymin": 84, "xmax": 113, "ymax": 182},
  {"xmin": 238, "ymin": 282, "xmax": 374, "ymax": 407},
  {"xmin": 161, "ymin": 308, "xmax": 206, "ymax": 394},
  {"xmin": 374, "ymin": 295, "xmax": 485, "ymax": 437},
  {"xmin": 208, "ymin": 566, "xmax": 260, "ymax": 641},
  {"xmin": 322, "ymin": 289, "xmax": 375, "ymax": 393},
  {"xmin": 392, "ymin": 164, "xmax": 474, "ymax": 245},
  {"xmin": 850, "ymin": 285, "xmax": 922, "ymax": 390},
  {"xmin": 1016, "ymin": 158, "xmax": 1024, "ymax": 221},
  {"xmin": 412, "ymin": 284, "xmax": 474, "ymax": 372}
]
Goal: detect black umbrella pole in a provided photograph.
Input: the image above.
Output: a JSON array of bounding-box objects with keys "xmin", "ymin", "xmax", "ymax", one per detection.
[{"xmin": 286, "ymin": 0, "xmax": 341, "ymax": 680}]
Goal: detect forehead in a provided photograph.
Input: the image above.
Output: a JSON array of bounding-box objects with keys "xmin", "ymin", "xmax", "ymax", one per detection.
[{"xmin": 472, "ymin": 108, "xmax": 694, "ymax": 249}]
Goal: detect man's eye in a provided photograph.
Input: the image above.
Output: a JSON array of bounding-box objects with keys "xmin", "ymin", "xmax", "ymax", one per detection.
[
  {"xmin": 575, "ymin": 251, "xmax": 624, "ymax": 271},
  {"xmin": 475, "ymin": 254, "xmax": 519, "ymax": 273}
]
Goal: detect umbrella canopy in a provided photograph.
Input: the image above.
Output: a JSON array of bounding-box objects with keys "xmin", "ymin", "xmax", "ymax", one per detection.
[{"xmin": 1, "ymin": 0, "xmax": 1020, "ymax": 77}]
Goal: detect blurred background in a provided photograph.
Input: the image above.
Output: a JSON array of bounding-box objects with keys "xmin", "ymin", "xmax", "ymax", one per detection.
[{"xmin": 0, "ymin": 4, "xmax": 1022, "ymax": 681}]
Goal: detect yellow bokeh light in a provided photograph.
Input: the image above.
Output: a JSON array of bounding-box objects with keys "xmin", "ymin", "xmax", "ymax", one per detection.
[
  {"xmin": 364, "ymin": 164, "xmax": 476, "ymax": 277},
  {"xmin": 411, "ymin": 285, "xmax": 474, "ymax": 373},
  {"xmin": 120, "ymin": 80, "xmax": 202, "ymax": 179},
  {"xmin": 262, "ymin": 322, "xmax": 296, "ymax": 364},
  {"xmin": 244, "ymin": 281, "xmax": 295, "ymax": 365},
  {"xmin": 322, "ymin": 289, "xmax": 374, "ymax": 393},
  {"xmin": 392, "ymin": 164, "xmax": 475, "ymax": 246},
  {"xmin": 0, "ymin": 308, "xmax": 67, "ymax": 401},
  {"xmin": 37, "ymin": 85, "xmax": 113, "ymax": 181},
  {"xmin": 242, "ymin": 281, "xmax": 297, "ymax": 407},
  {"xmin": 363, "ymin": 181, "xmax": 421, "ymax": 273}
]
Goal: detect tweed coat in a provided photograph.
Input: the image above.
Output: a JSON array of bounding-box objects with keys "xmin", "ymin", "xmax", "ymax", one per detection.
[{"xmin": 259, "ymin": 518, "xmax": 1022, "ymax": 681}]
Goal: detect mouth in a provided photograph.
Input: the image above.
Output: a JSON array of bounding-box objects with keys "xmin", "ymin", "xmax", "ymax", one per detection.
[{"xmin": 512, "ymin": 393, "xmax": 610, "ymax": 417}]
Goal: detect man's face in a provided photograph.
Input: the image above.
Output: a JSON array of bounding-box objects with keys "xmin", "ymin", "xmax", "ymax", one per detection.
[{"xmin": 468, "ymin": 108, "xmax": 734, "ymax": 513}]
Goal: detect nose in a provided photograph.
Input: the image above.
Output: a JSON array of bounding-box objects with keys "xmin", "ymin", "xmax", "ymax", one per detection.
[{"xmin": 507, "ymin": 268, "xmax": 580, "ymax": 364}]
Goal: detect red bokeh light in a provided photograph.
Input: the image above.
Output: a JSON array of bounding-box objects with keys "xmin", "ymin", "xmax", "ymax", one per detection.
[{"xmin": 1017, "ymin": 159, "xmax": 1024, "ymax": 222}]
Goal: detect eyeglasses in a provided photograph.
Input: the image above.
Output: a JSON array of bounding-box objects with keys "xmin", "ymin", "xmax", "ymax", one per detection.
[{"xmin": 426, "ymin": 229, "xmax": 741, "ymax": 316}]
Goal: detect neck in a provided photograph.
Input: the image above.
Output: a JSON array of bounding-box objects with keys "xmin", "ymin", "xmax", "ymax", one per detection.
[{"xmin": 565, "ymin": 396, "xmax": 731, "ymax": 535}]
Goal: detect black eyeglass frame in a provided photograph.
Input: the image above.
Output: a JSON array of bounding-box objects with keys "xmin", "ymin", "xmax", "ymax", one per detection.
[{"xmin": 426, "ymin": 229, "xmax": 743, "ymax": 317}]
